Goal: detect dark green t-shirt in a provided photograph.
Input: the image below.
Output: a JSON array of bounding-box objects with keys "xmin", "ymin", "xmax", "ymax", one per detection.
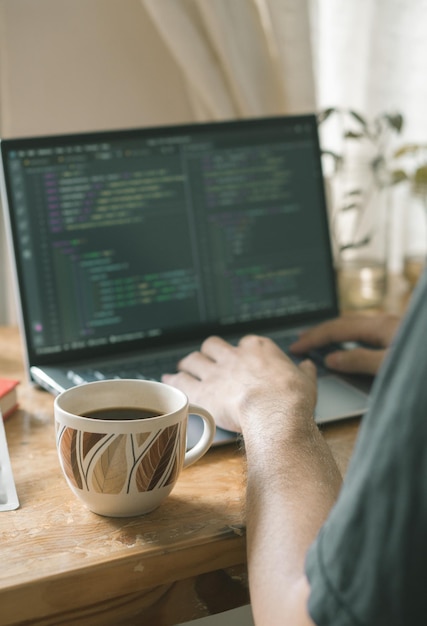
[{"xmin": 306, "ymin": 269, "xmax": 427, "ymax": 625}]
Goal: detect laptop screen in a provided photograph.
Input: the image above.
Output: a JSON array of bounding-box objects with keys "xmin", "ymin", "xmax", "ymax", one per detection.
[{"xmin": 1, "ymin": 114, "xmax": 337, "ymax": 366}]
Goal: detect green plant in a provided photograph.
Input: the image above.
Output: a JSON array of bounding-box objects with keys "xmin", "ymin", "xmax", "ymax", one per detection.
[
  {"xmin": 392, "ymin": 143, "xmax": 427, "ymax": 204},
  {"xmin": 318, "ymin": 107, "xmax": 404, "ymax": 252}
]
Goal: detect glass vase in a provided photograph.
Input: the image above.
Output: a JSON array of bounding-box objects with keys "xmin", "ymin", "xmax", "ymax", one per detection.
[
  {"xmin": 402, "ymin": 191, "xmax": 427, "ymax": 290},
  {"xmin": 328, "ymin": 158, "xmax": 390, "ymax": 311}
]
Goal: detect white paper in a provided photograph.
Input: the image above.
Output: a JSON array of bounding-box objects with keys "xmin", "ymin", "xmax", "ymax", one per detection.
[{"xmin": 0, "ymin": 411, "xmax": 19, "ymax": 511}]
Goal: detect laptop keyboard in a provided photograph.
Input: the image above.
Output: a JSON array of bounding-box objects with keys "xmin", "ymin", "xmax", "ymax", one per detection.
[
  {"xmin": 67, "ymin": 349, "xmax": 188, "ymax": 386},
  {"xmin": 67, "ymin": 334, "xmax": 338, "ymax": 386},
  {"xmin": 270, "ymin": 334, "xmax": 334, "ymax": 377}
]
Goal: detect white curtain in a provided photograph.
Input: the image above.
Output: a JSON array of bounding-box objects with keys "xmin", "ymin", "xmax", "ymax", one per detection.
[
  {"xmin": 0, "ymin": 14, "xmax": 14, "ymax": 325},
  {"xmin": 141, "ymin": 0, "xmax": 427, "ymax": 140},
  {"xmin": 142, "ymin": 0, "xmax": 316, "ymax": 120},
  {"xmin": 0, "ymin": 209, "xmax": 15, "ymax": 324},
  {"xmin": 314, "ymin": 0, "xmax": 427, "ymax": 139}
]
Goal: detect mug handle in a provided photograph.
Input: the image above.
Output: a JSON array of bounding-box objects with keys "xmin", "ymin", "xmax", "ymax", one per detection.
[{"xmin": 183, "ymin": 404, "xmax": 216, "ymax": 468}]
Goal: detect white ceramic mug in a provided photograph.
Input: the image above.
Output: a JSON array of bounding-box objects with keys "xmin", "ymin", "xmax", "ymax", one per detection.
[{"xmin": 54, "ymin": 379, "xmax": 215, "ymax": 517}]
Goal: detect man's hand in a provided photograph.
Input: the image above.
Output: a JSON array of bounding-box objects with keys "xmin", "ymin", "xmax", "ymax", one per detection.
[
  {"xmin": 290, "ymin": 314, "xmax": 400, "ymax": 376},
  {"xmin": 163, "ymin": 334, "xmax": 317, "ymax": 437}
]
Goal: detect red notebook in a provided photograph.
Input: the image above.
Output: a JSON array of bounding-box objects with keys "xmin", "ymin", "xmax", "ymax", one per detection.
[{"xmin": 0, "ymin": 378, "xmax": 19, "ymax": 420}]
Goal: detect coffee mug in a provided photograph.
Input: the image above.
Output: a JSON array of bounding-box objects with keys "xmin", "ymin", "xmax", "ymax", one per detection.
[{"xmin": 54, "ymin": 379, "xmax": 216, "ymax": 517}]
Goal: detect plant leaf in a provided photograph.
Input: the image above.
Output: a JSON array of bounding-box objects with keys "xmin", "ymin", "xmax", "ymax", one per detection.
[
  {"xmin": 393, "ymin": 143, "xmax": 424, "ymax": 158},
  {"xmin": 372, "ymin": 155, "xmax": 385, "ymax": 170},
  {"xmin": 349, "ymin": 110, "xmax": 368, "ymax": 128},
  {"xmin": 413, "ymin": 165, "xmax": 427, "ymax": 196},
  {"xmin": 340, "ymin": 236, "xmax": 371, "ymax": 252},
  {"xmin": 384, "ymin": 113, "xmax": 404, "ymax": 133},
  {"xmin": 390, "ymin": 169, "xmax": 408, "ymax": 184},
  {"xmin": 317, "ymin": 108, "xmax": 336, "ymax": 124},
  {"xmin": 341, "ymin": 202, "xmax": 360, "ymax": 212},
  {"xmin": 345, "ymin": 131, "xmax": 364, "ymax": 139}
]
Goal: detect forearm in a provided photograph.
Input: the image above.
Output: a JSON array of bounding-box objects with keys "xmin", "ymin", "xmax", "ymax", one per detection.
[
  {"xmin": 162, "ymin": 334, "xmax": 341, "ymax": 623},
  {"xmin": 244, "ymin": 419, "xmax": 342, "ymax": 626}
]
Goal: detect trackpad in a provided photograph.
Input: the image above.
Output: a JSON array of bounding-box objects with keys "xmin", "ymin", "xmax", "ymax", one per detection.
[
  {"xmin": 187, "ymin": 413, "xmax": 238, "ymax": 449},
  {"xmin": 315, "ymin": 375, "xmax": 369, "ymax": 423}
]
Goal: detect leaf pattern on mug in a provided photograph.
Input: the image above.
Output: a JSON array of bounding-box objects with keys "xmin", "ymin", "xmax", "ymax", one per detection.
[
  {"xmin": 82, "ymin": 432, "xmax": 108, "ymax": 459},
  {"xmin": 58, "ymin": 421, "xmax": 185, "ymax": 498},
  {"xmin": 91, "ymin": 434, "xmax": 128, "ymax": 494},
  {"xmin": 135, "ymin": 432, "xmax": 150, "ymax": 447},
  {"xmin": 135, "ymin": 424, "xmax": 182, "ymax": 492},
  {"xmin": 59, "ymin": 426, "xmax": 83, "ymax": 490}
]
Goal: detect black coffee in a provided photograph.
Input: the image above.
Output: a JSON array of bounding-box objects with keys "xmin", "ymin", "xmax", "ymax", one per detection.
[{"xmin": 82, "ymin": 407, "xmax": 163, "ymax": 421}]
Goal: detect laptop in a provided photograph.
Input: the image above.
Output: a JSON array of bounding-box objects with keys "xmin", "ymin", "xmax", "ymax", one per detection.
[{"xmin": 0, "ymin": 114, "xmax": 369, "ymax": 447}]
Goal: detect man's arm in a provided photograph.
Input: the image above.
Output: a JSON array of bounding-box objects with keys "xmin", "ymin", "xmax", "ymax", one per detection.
[
  {"xmin": 243, "ymin": 406, "xmax": 342, "ymax": 626},
  {"xmin": 163, "ymin": 335, "xmax": 342, "ymax": 625}
]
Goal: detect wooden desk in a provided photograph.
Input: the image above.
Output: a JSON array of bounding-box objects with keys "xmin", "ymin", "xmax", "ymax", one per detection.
[{"xmin": 0, "ymin": 326, "xmax": 361, "ymax": 626}]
